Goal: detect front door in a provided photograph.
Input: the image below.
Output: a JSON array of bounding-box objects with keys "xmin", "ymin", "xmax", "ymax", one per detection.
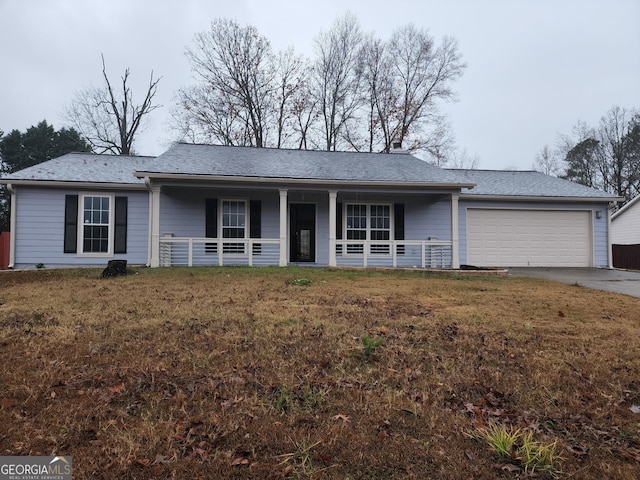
[{"xmin": 290, "ymin": 203, "xmax": 316, "ymax": 262}]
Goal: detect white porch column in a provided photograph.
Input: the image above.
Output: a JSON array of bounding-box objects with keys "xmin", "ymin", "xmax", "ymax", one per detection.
[
  {"xmin": 147, "ymin": 180, "xmax": 161, "ymax": 268},
  {"xmin": 8, "ymin": 184, "xmax": 16, "ymax": 268},
  {"xmin": 328, "ymin": 190, "xmax": 337, "ymax": 267},
  {"xmin": 451, "ymin": 193, "xmax": 460, "ymax": 269},
  {"xmin": 607, "ymin": 204, "xmax": 613, "ymax": 269},
  {"xmin": 279, "ymin": 189, "xmax": 288, "ymax": 266}
]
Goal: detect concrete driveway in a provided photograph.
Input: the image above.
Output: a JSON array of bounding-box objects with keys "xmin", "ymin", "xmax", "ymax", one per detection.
[{"xmin": 508, "ymin": 268, "xmax": 640, "ymax": 298}]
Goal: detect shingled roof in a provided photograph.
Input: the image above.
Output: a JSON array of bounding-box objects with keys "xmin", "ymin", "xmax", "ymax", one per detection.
[
  {"xmin": 450, "ymin": 169, "xmax": 618, "ymax": 200},
  {"xmin": 135, "ymin": 143, "xmax": 472, "ymax": 186},
  {"xmin": 0, "ymin": 145, "xmax": 620, "ymax": 202},
  {"xmin": 2, "ymin": 152, "xmax": 154, "ymax": 185}
]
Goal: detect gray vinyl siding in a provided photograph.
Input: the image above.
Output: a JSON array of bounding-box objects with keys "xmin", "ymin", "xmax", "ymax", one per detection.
[
  {"xmin": 159, "ymin": 187, "xmax": 281, "ymax": 267},
  {"xmin": 160, "ymin": 187, "xmax": 280, "ymax": 239},
  {"xmin": 457, "ymin": 199, "xmax": 611, "ymax": 268},
  {"xmin": 13, "ymin": 186, "xmax": 149, "ymax": 268}
]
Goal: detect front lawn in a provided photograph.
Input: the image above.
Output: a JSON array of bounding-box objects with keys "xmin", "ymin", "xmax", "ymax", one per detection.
[{"xmin": 0, "ymin": 267, "xmax": 638, "ymax": 478}]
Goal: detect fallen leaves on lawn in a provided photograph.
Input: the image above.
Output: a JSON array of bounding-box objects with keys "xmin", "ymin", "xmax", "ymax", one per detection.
[
  {"xmin": 107, "ymin": 381, "xmax": 125, "ymax": 394},
  {"xmin": 221, "ymin": 395, "xmax": 243, "ymax": 409},
  {"xmin": 332, "ymin": 414, "xmax": 351, "ymax": 423}
]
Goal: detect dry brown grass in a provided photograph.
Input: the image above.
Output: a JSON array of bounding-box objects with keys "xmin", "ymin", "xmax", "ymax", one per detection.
[{"xmin": 0, "ymin": 266, "xmax": 639, "ymax": 479}]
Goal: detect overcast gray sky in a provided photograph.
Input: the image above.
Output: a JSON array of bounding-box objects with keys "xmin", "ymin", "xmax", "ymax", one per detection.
[{"xmin": 1, "ymin": 0, "xmax": 638, "ymax": 170}]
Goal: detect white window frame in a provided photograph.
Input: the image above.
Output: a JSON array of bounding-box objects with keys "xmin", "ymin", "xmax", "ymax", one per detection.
[
  {"xmin": 220, "ymin": 199, "xmax": 248, "ymax": 255},
  {"xmin": 78, "ymin": 193, "xmax": 114, "ymax": 257},
  {"xmin": 344, "ymin": 203, "xmax": 392, "ymax": 256}
]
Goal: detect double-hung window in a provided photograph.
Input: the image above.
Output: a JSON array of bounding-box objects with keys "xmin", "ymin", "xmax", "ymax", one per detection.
[
  {"xmin": 222, "ymin": 200, "xmax": 246, "ymax": 254},
  {"xmin": 64, "ymin": 193, "xmax": 127, "ymax": 256},
  {"xmin": 82, "ymin": 195, "xmax": 111, "ymax": 254},
  {"xmin": 369, "ymin": 205, "xmax": 391, "ymax": 254},
  {"xmin": 346, "ymin": 204, "xmax": 367, "ymax": 254},
  {"xmin": 345, "ymin": 203, "xmax": 391, "ymax": 255}
]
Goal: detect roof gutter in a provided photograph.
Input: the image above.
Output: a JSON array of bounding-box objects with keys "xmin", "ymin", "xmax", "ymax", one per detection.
[
  {"xmin": 1, "ymin": 179, "xmax": 148, "ymax": 190},
  {"xmin": 460, "ymin": 194, "xmax": 622, "ymax": 203},
  {"xmin": 133, "ymin": 171, "xmax": 476, "ymax": 190}
]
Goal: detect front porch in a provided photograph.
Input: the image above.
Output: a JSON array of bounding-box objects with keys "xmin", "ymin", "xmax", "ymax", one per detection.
[
  {"xmin": 157, "ymin": 236, "xmax": 454, "ymax": 268},
  {"xmin": 147, "ymin": 184, "xmax": 461, "ymax": 269}
]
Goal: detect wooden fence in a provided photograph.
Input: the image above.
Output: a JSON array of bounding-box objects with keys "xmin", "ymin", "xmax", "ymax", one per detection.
[
  {"xmin": 0, "ymin": 232, "xmax": 9, "ymax": 269},
  {"xmin": 612, "ymin": 244, "xmax": 640, "ymax": 270}
]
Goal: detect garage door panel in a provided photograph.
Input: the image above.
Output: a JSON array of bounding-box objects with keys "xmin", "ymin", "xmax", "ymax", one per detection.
[{"xmin": 467, "ymin": 209, "xmax": 591, "ymax": 267}]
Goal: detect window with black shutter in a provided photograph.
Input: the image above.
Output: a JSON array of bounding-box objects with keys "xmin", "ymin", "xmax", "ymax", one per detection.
[
  {"xmin": 64, "ymin": 195, "xmax": 78, "ymax": 253},
  {"xmin": 114, "ymin": 196, "xmax": 128, "ymax": 254}
]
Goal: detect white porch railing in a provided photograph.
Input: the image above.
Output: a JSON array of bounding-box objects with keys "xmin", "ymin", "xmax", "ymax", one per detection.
[
  {"xmin": 157, "ymin": 236, "xmax": 453, "ymax": 268},
  {"xmin": 159, "ymin": 236, "xmax": 280, "ymax": 267},
  {"xmin": 335, "ymin": 239, "xmax": 453, "ymax": 269}
]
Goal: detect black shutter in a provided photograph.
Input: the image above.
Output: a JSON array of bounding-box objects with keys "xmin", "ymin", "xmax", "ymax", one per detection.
[
  {"xmin": 205, "ymin": 199, "xmax": 217, "ymax": 253},
  {"xmin": 249, "ymin": 200, "xmax": 261, "ymax": 238},
  {"xmin": 114, "ymin": 196, "xmax": 128, "ymax": 254},
  {"xmin": 250, "ymin": 200, "xmax": 262, "ymax": 254},
  {"xmin": 394, "ymin": 203, "xmax": 405, "ymax": 255},
  {"xmin": 64, "ymin": 195, "xmax": 78, "ymax": 253},
  {"xmin": 336, "ymin": 202, "xmax": 343, "ymax": 255}
]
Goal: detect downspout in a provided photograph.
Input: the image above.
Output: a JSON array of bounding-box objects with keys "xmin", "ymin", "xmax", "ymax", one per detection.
[{"xmin": 8, "ymin": 184, "xmax": 16, "ymax": 268}]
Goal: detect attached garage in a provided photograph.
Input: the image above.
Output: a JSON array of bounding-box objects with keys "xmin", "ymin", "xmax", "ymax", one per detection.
[{"xmin": 466, "ymin": 208, "xmax": 593, "ymax": 267}]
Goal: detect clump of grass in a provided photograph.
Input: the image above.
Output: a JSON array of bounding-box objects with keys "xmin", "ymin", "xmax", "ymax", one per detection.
[
  {"xmin": 289, "ymin": 278, "xmax": 312, "ymax": 286},
  {"xmin": 272, "ymin": 384, "xmax": 327, "ymax": 413},
  {"xmin": 472, "ymin": 424, "xmax": 562, "ymax": 475},
  {"xmin": 361, "ymin": 335, "xmax": 384, "ymax": 360},
  {"xmin": 276, "ymin": 438, "xmax": 324, "ymax": 476},
  {"xmin": 273, "ymin": 386, "xmax": 294, "ymax": 413}
]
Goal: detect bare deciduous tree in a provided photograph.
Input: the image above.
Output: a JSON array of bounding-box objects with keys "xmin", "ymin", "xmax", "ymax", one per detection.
[
  {"xmin": 175, "ymin": 84, "xmax": 251, "ymax": 146},
  {"xmin": 560, "ymin": 107, "xmax": 640, "ymax": 202},
  {"xmin": 65, "ymin": 55, "xmax": 160, "ymax": 155},
  {"xmin": 175, "ymin": 19, "xmax": 311, "ymax": 149},
  {"xmin": 273, "ymin": 48, "xmax": 310, "ymax": 149},
  {"xmin": 595, "ymin": 106, "xmax": 640, "ymax": 201},
  {"xmin": 357, "ymin": 24, "xmax": 465, "ymax": 158},
  {"xmin": 312, "ymin": 12, "xmax": 364, "ymax": 151},
  {"xmin": 442, "ymin": 145, "xmax": 480, "ymax": 169},
  {"xmin": 359, "ymin": 34, "xmax": 394, "ymax": 152},
  {"xmin": 533, "ymin": 144, "xmax": 561, "ymax": 176},
  {"xmin": 186, "ymin": 19, "xmax": 275, "ymax": 148},
  {"xmin": 173, "ymin": 14, "xmax": 467, "ymax": 157},
  {"xmin": 386, "ymin": 27, "xmax": 465, "ymax": 153}
]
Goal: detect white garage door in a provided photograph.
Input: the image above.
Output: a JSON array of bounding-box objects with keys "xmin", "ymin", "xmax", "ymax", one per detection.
[{"xmin": 466, "ymin": 209, "xmax": 592, "ymax": 267}]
